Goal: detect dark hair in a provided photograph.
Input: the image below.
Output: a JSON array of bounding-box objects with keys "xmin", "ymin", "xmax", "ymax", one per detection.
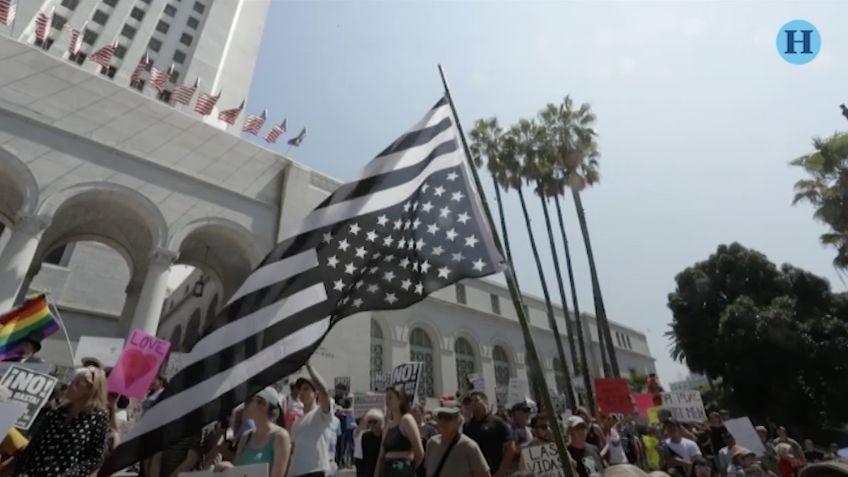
[
  {"xmin": 690, "ymin": 456, "xmax": 714, "ymax": 477},
  {"xmin": 387, "ymin": 387, "xmax": 411, "ymax": 416}
]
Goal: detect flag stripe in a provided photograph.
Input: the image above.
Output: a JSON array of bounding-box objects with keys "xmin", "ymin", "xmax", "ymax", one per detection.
[
  {"xmin": 34, "ymin": 11, "xmax": 49, "ymax": 44},
  {"xmin": 166, "ymin": 283, "xmax": 328, "ymax": 393},
  {"xmin": 358, "ymin": 110, "xmax": 453, "ymax": 180},
  {"xmin": 376, "ymin": 112, "xmax": 452, "ymax": 160},
  {"xmin": 282, "ymin": 148, "xmax": 463, "ymax": 242},
  {"xmin": 122, "ymin": 317, "xmax": 330, "ymax": 441},
  {"xmin": 228, "ymin": 249, "xmax": 318, "ymax": 305},
  {"xmin": 316, "ymin": 140, "xmax": 458, "ymax": 211},
  {"xmin": 377, "ymin": 98, "xmax": 449, "ymax": 158}
]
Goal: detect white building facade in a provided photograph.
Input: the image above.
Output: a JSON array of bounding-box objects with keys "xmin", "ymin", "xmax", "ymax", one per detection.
[
  {"xmin": 12, "ymin": 0, "xmax": 269, "ymax": 124},
  {"xmin": 0, "ymin": 31, "xmax": 655, "ymax": 407}
]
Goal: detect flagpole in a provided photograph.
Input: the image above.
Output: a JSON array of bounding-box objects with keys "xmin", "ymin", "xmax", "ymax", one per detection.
[
  {"xmin": 438, "ymin": 64, "xmax": 576, "ymax": 477},
  {"xmin": 45, "ymin": 297, "xmax": 76, "ymax": 367}
]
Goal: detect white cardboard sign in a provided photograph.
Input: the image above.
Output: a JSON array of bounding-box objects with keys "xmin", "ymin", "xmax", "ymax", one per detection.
[
  {"xmin": 661, "ymin": 391, "xmax": 707, "ymax": 423},
  {"xmin": 724, "ymin": 417, "xmax": 766, "ymax": 457},
  {"xmin": 74, "ymin": 336, "xmax": 125, "ymax": 367}
]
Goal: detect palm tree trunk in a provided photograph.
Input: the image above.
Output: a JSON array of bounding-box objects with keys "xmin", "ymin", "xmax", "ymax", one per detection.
[
  {"xmin": 572, "ymin": 189, "xmax": 620, "ymax": 377},
  {"xmin": 554, "ymin": 195, "xmax": 596, "ymax": 412},
  {"xmin": 537, "ymin": 193, "xmax": 580, "ymax": 374},
  {"xmin": 517, "ymin": 187, "xmax": 577, "ymax": 410}
]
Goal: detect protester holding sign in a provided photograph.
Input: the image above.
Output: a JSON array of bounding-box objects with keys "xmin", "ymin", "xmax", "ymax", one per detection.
[
  {"xmin": 375, "ymin": 386, "xmax": 424, "ymax": 477},
  {"xmin": 289, "ymin": 364, "xmax": 335, "ymax": 477},
  {"xmin": 4, "ymin": 366, "xmax": 110, "ymax": 477}
]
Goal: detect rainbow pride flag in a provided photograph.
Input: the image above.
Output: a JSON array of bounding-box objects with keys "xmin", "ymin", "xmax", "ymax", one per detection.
[{"xmin": 0, "ymin": 295, "xmax": 59, "ymax": 360}]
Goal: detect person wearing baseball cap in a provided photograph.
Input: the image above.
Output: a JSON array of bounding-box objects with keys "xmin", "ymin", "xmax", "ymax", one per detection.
[
  {"xmin": 463, "ymin": 391, "xmax": 514, "ymax": 477},
  {"xmin": 424, "ymin": 406, "xmax": 489, "ymax": 477},
  {"xmin": 566, "ymin": 416, "xmax": 605, "ymax": 477},
  {"xmin": 230, "ymin": 386, "xmax": 290, "ymax": 476}
]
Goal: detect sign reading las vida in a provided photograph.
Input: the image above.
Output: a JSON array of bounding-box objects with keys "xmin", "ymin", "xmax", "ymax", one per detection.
[{"xmin": 777, "ymin": 20, "xmax": 820, "ymax": 65}]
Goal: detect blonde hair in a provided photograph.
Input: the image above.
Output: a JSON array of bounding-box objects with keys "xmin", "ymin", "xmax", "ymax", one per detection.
[
  {"xmin": 776, "ymin": 443, "xmax": 793, "ymax": 457},
  {"xmin": 71, "ymin": 366, "xmax": 109, "ymax": 413}
]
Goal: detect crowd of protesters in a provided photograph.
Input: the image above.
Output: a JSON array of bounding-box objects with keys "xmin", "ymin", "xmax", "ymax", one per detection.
[{"xmin": 0, "ymin": 332, "xmax": 844, "ymax": 477}]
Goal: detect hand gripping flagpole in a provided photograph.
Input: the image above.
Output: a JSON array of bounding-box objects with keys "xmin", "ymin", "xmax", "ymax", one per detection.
[{"xmin": 438, "ymin": 64, "xmax": 576, "ymax": 477}]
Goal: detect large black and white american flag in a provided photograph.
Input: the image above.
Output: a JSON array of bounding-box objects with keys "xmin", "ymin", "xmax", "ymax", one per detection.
[{"xmin": 99, "ymin": 96, "xmax": 504, "ymax": 473}]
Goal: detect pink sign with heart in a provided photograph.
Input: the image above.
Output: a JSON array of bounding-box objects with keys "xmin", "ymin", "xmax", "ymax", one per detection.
[{"xmin": 107, "ymin": 330, "xmax": 171, "ymax": 399}]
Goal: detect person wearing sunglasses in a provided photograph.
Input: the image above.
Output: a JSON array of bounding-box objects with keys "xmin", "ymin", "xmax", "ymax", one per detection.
[
  {"xmin": 0, "ymin": 366, "xmax": 110, "ymax": 477},
  {"xmin": 356, "ymin": 409, "xmax": 385, "ymax": 477},
  {"xmin": 424, "ymin": 406, "xmax": 490, "ymax": 477}
]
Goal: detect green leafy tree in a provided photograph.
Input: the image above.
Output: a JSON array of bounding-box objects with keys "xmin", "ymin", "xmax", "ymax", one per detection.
[
  {"xmin": 667, "ymin": 243, "xmax": 848, "ymax": 430},
  {"xmin": 792, "ymin": 132, "xmax": 848, "ymax": 268}
]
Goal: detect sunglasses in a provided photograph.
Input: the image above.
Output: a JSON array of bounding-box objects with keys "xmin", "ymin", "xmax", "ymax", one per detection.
[
  {"xmin": 367, "ymin": 420, "xmax": 378, "ymax": 424},
  {"xmin": 437, "ymin": 414, "xmax": 458, "ymax": 421}
]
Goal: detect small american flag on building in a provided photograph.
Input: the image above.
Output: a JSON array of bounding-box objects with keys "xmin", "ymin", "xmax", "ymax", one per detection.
[
  {"xmin": 218, "ymin": 100, "xmax": 244, "ymax": 125},
  {"xmin": 65, "ymin": 23, "xmax": 82, "ymax": 56},
  {"xmin": 0, "ymin": 0, "xmax": 16, "ymax": 26},
  {"xmin": 88, "ymin": 42, "xmax": 116, "ymax": 69},
  {"xmin": 173, "ymin": 78, "xmax": 198, "ymax": 105},
  {"xmin": 265, "ymin": 119, "xmax": 287, "ymax": 144},
  {"xmin": 34, "ymin": 9, "xmax": 51, "ymax": 45},
  {"xmin": 148, "ymin": 65, "xmax": 171, "ymax": 93},
  {"xmin": 130, "ymin": 54, "xmax": 150, "ymax": 86},
  {"xmin": 194, "ymin": 90, "xmax": 220, "ymax": 116},
  {"xmin": 242, "ymin": 109, "xmax": 267, "ymax": 135}
]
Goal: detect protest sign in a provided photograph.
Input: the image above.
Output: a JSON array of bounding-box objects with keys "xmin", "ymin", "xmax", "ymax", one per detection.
[
  {"xmin": 632, "ymin": 393, "xmax": 654, "ymax": 420},
  {"xmin": 507, "ymin": 377, "xmax": 530, "ymax": 407},
  {"xmin": 595, "ymin": 378, "xmax": 633, "ymax": 416},
  {"xmin": 522, "ymin": 443, "xmax": 564, "ymax": 477},
  {"xmin": 391, "ymin": 362, "xmax": 422, "ymax": 400},
  {"xmin": 724, "ymin": 417, "xmax": 766, "ymax": 456},
  {"xmin": 108, "ymin": 330, "xmax": 171, "ymax": 399},
  {"xmin": 334, "ymin": 376, "xmax": 351, "ymax": 389},
  {"xmin": 0, "ymin": 365, "xmax": 57, "ymax": 429},
  {"xmin": 468, "ymin": 373, "xmax": 485, "ymax": 391},
  {"xmin": 661, "ymin": 391, "xmax": 707, "ymax": 423},
  {"xmin": 372, "ymin": 372, "xmax": 391, "ymax": 392},
  {"xmin": 180, "ymin": 463, "xmax": 268, "ymax": 477},
  {"xmin": 0, "ymin": 402, "xmax": 25, "ymax": 439},
  {"xmin": 353, "ymin": 392, "xmax": 385, "ymax": 418},
  {"xmin": 74, "ymin": 336, "xmax": 125, "ymax": 367},
  {"xmin": 162, "ymin": 352, "xmax": 187, "ymax": 380}
]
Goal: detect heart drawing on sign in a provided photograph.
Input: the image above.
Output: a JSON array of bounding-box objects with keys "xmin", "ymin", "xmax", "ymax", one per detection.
[{"xmin": 120, "ymin": 348, "xmax": 158, "ymax": 389}]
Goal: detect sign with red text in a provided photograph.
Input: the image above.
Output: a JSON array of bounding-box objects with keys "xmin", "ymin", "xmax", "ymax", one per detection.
[
  {"xmin": 107, "ymin": 330, "xmax": 171, "ymax": 399},
  {"xmin": 595, "ymin": 378, "xmax": 633, "ymax": 416}
]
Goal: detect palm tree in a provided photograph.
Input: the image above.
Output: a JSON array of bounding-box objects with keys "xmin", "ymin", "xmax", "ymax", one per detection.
[
  {"xmin": 791, "ymin": 132, "xmax": 848, "ymax": 269},
  {"xmin": 504, "ymin": 118, "xmax": 577, "ymax": 410},
  {"xmin": 538, "ymin": 96, "xmax": 620, "ymax": 377}
]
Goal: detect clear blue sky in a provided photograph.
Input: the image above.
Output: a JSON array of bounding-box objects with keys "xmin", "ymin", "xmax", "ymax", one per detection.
[{"xmin": 244, "ymin": 1, "xmax": 848, "ymax": 384}]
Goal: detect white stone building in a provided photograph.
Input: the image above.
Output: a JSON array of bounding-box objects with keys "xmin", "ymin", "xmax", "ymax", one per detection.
[
  {"xmin": 0, "ymin": 30, "xmax": 655, "ymax": 406},
  {"xmin": 12, "ymin": 0, "xmax": 269, "ymax": 125}
]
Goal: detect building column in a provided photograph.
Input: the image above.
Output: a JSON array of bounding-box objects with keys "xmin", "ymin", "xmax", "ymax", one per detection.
[
  {"xmin": 480, "ymin": 345, "xmax": 497, "ymax": 403},
  {"xmin": 0, "ymin": 214, "xmax": 49, "ymax": 313},
  {"xmin": 129, "ymin": 248, "xmax": 178, "ymax": 336},
  {"xmin": 439, "ymin": 343, "xmax": 456, "ymax": 398}
]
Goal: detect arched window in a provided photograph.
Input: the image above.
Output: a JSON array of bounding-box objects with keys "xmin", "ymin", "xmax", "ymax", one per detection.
[
  {"xmin": 454, "ymin": 337, "xmax": 475, "ymax": 389},
  {"xmin": 203, "ymin": 294, "xmax": 220, "ymax": 335},
  {"xmin": 553, "ymin": 358, "xmax": 568, "ymax": 395},
  {"xmin": 169, "ymin": 325, "xmax": 183, "ymax": 348},
  {"xmin": 183, "ymin": 309, "xmax": 202, "ymax": 352},
  {"xmin": 493, "ymin": 345, "xmax": 511, "ymax": 388},
  {"xmin": 370, "ymin": 319, "xmax": 384, "ymax": 389},
  {"xmin": 409, "ymin": 328, "xmax": 435, "ymax": 398}
]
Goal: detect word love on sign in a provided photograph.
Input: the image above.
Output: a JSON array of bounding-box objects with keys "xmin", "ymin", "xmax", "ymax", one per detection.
[{"xmin": 107, "ymin": 330, "xmax": 171, "ymax": 399}]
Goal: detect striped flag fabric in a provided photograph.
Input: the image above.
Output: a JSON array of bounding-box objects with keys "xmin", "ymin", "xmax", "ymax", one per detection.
[
  {"xmin": 34, "ymin": 9, "xmax": 51, "ymax": 45},
  {"xmin": 148, "ymin": 65, "xmax": 171, "ymax": 93},
  {"xmin": 0, "ymin": 0, "xmax": 15, "ymax": 26},
  {"xmin": 287, "ymin": 126, "xmax": 307, "ymax": 147},
  {"xmin": 98, "ymin": 96, "xmax": 503, "ymax": 474},
  {"xmin": 0, "ymin": 295, "xmax": 59, "ymax": 361},
  {"xmin": 217, "ymin": 100, "xmax": 244, "ymax": 125},
  {"xmin": 130, "ymin": 53, "xmax": 150, "ymax": 86},
  {"xmin": 88, "ymin": 42, "xmax": 116, "ymax": 69},
  {"xmin": 241, "ymin": 109, "xmax": 267, "ymax": 135},
  {"xmin": 194, "ymin": 90, "xmax": 220, "ymax": 116},
  {"xmin": 264, "ymin": 119, "xmax": 287, "ymax": 144},
  {"xmin": 65, "ymin": 23, "xmax": 82, "ymax": 56},
  {"xmin": 172, "ymin": 78, "xmax": 198, "ymax": 105}
]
